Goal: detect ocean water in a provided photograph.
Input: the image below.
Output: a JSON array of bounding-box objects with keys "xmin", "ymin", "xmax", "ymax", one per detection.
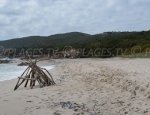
[{"xmin": 0, "ymin": 64, "xmax": 55, "ymax": 81}]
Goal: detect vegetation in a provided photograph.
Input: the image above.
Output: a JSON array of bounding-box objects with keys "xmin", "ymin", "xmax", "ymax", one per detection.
[{"xmin": 0, "ymin": 30, "xmax": 150, "ymax": 58}]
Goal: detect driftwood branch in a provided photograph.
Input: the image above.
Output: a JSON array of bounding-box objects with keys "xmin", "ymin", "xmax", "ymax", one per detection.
[{"xmin": 14, "ymin": 60, "xmax": 55, "ymax": 90}]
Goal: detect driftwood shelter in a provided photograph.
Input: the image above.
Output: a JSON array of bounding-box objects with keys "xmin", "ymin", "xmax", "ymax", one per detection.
[{"xmin": 14, "ymin": 60, "xmax": 55, "ymax": 90}]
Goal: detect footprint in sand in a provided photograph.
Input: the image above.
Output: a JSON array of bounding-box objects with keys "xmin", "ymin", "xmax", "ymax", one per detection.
[
  {"xmin": 53, "ymin": 110, "xmax": 64, "ymax": 115},
  {"xmin": 3, "ymin": 99, "xmax": 8, "ymax": 101},
  {"xmin": 35, "ymin": 106, "xmax": 41, "ymax": 109},
  {"xmin": 26, "ymin": 100, "xmax": 33, "ymax": 102}
]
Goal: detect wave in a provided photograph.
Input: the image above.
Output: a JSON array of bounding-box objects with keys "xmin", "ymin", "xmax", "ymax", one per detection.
[{"xmin": 0, "ymin": 64, "xmax": 54, "ymax": 81}]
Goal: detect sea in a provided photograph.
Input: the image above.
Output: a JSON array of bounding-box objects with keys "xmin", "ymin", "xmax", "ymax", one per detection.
[{"xmin": 0, "ymin": 60, "xmax": 55, "ymax": 81}]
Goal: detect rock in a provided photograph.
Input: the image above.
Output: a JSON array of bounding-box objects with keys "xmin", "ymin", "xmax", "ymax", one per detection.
[
  {"xmin": 125, "ymin": 111, "xmax": 128, "ymax": 114},
  {"xmin": 0, "ymin": 60, "xmax": 10, "ymax": 64},
  {"xmin": 17, "ymin": 62, "xmax": 28, "ymax": 66},
  {"xmin": 147, "ymin": 95, "xmax": 150, "ymax": 99}
]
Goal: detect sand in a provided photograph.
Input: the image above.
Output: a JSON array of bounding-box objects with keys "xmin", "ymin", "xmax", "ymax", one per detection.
[{"xmin": 0, "ymin": 58, "xmax": 150, "ymax": 115}]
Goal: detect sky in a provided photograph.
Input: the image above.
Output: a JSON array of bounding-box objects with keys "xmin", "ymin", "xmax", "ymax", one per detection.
[{"xmin": 0, "ymin": 0, "xmax": 150, "ymax": 40}]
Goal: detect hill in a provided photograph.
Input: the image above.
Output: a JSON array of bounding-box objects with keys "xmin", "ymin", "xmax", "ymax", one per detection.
[
  {"xmin": 0, "ymin": 30, "xmax": 150, "ymax": 57},
  {"xmin": 0, "ymin": 32, "xmax": 91, "ymax": 48}
]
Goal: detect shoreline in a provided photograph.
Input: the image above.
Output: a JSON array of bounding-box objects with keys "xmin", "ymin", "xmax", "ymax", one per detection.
[
  {"xmin": 0, "ymin": 58, "xmax": 150, "ymax": 115},
  {"xmin": 0, "ymin": 59, "xmax": 56, "ymax": 82}
]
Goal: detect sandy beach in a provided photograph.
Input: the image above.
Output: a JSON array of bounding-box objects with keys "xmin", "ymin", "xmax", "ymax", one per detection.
[{"xmin": 0, "ymin": 58, "xmax": 150, "ymax": 115}]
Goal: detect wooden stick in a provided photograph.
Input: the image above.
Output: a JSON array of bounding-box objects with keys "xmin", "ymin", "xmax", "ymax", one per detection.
[
  {"xmin": 14, "ymin": 78, "xmax": 21, "ymax": 90},
  {"xmin": 24, "ymin": 69, "xmax": 31, "ymax": 87},
  {"xmin": 41, "ymin": 68, "xmax": 55, "ymax": 84},
  {"xmin": 14, "ymin": 79, "xmax": 26, "ymax": 90},
  {"xmin": 21, "ymin": 67, "xmax": 30, "ymax": 77},
  {"xmin": 14, "ymin": 60, "xmax": 55, "ymax": 90}
]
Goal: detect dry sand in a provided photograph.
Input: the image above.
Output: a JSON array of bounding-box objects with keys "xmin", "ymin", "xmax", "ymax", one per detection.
[{"xmin": 0, "ymin": 58, "xmax": 150, "ymax": 115}]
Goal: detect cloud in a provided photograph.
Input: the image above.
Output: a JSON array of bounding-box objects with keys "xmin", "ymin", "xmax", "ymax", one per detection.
[
  {"xmin": 0, "ymin": 0, "xmax": 149, "ymax": 40},
  {"xmin": 0, "ymin": 0, "xmax": 7, "ymax": 7}
]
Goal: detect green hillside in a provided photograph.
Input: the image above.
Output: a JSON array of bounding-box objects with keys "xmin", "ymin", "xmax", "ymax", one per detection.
[
  {"xmin": 0, "ymin": 32, "xmax": 91, "ymax": 48},
  {"xmin": 0, "ymin": 30, "xmax": 150, "ymax": 57}
]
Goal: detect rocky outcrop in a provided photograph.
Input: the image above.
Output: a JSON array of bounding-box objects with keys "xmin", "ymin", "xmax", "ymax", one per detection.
[
  {"xmin": 17, "ymin": 62, "xmax": 28, "ymax": 66},
  {"xmin": 0, "ymin": 60, "xmax": 10, "ymax": 64}
]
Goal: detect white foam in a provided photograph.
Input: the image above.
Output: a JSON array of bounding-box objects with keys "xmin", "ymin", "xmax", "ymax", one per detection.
[{"xmin": 0, "ymin": 64, "xmax": 54, "ymax": 81}]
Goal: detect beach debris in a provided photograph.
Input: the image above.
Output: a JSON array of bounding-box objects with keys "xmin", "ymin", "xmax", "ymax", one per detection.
[
  {"xmin": 14, "ymin": 60, "xmax": 55, "ymax": 90},
  {"xmin": 60, "ymin": 101, "xmax": 88, "ymax": 112},
  {"xmin": 53, "ymin": 101, "xmax": 100, "ymax": 114}
]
